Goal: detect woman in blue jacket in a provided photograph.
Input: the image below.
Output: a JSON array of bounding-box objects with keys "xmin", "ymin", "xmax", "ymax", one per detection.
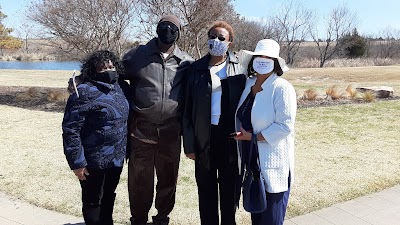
[{"xmin": 62, "ymin": 50, "xmax": 130, "ymax": 225}]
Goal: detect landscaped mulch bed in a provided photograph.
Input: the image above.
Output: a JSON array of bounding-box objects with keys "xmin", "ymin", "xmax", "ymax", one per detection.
[{"xmin": 0, "ymin": 86, "xmax": 68, "ymax": 112}]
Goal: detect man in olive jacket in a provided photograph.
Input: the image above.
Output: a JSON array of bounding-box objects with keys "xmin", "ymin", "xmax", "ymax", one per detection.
[{"xmin": 122, "ymin": 15, "xmax": 193, "ymax": 225}]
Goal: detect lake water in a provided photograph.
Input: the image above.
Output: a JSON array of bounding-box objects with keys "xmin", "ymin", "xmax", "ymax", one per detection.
[{"xmin": 0, "ymin": 61, "xmax": 80, "ymax": 71}]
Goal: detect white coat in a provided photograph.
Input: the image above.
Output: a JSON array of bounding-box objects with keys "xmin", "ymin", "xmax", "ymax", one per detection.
[{"xmin": 236, "ymin": 73, "xmax": 297, "ymax": 193}]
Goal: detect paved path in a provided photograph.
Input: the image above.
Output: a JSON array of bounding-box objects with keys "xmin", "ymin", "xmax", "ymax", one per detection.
[
  {"xmin": 284, "ymin": 185, "xmax": 400, "ymax": 225},
  {"xmin": 1, "ymin": 185, "xmax": 399, "ymax": 225},
  {"xmin": 0, "ymin": 192, "xmax": 84, "ymax": 225}
]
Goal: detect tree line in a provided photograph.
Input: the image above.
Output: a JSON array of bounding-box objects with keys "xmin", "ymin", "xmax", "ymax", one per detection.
[
  {"xmin": 0, "ymin": 6, "xmax": 23, "ymax": 56},
  {"xmin": 1, "ymin": 0, "xmax": 400, "ymax": 67}
]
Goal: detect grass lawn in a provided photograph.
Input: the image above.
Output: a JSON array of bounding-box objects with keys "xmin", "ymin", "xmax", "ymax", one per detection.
[{"xmin": 0, "ymin": 67, "xmax": 399, "ymax": 224}]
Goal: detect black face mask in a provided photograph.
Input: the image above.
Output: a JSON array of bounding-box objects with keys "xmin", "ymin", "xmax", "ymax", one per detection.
[
  {"xmin": 157, "ymin": 22, "xmax": 179, "ymax": 45},
  {"xmin": 93, "ymin": 71, "xmax": 118, "ymax": 84}
]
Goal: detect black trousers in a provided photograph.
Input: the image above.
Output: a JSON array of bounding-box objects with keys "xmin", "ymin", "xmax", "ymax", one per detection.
[
  {"xmin": 195, "ymin": 124, "xmax": 238, "ymax": 225},
  {"xmin": 79, "ymin": 166, "xmax": 123, "ymax": 225},
  {"xmin": 128, "ymin": 119, "xmax": 181, "ymax": 225}
]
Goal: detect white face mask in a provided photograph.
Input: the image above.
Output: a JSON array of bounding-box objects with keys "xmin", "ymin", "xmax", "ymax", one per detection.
[
  {"xmin": 208, "ymin": 39, "xmax": 229, "ymax": 56},
  {"xmin": 252, "ymin": 57, "xmax": 274, "ymax": 75}
]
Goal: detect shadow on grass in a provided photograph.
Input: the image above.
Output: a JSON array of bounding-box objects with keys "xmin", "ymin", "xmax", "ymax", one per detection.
[{"xmin": 63, "ymin": 223, "xmax": 85, "ymax": 225}]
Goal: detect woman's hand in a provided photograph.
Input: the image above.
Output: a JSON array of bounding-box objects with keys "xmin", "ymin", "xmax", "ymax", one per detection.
[
  {"xmin": 73, "ymin": 167, "xmax": 89, "ymax": 180},
  {"xmin": 186, "ymin": 153, "xmax": 196, "ymax": 160},
  {"xmin": 234, "ymin": 127, "xmax": 252, "ymax": 141}
]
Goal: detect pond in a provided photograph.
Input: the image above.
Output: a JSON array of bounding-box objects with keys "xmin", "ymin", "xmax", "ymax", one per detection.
[{"xmin": 0, "ymin": 61, "xmax": 81, "ymax": 71}]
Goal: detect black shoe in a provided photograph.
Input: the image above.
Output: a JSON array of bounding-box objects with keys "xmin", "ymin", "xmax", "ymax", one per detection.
[{"xmin": 152, "ymin": 216, "xmax": 169, "ymax": 225}]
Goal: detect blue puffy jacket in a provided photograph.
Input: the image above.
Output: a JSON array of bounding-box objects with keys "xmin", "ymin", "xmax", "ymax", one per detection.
[{"xmin": 62, "ymin": 80, "xmax": 130, "ymax": 170}]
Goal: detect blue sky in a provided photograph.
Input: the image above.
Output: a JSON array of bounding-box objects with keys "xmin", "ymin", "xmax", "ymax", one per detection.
[
  {"xmin": 1, "ymin": 0, "xmax": 399, "ymax": 36},
  {"xmin": 232, "ymin": 0, "xmax": 400, "ymax": 35}
]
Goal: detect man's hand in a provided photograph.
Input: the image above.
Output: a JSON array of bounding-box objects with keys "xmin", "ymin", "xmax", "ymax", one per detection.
[{"xmin": 73, "ymin": 167, "xmax": 89, "ymax": 180}]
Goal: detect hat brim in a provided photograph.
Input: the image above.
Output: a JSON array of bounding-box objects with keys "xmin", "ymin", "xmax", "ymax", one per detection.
[{"xmin": 239, "ymin": 50, "xmax": 289, "ymax": 72}]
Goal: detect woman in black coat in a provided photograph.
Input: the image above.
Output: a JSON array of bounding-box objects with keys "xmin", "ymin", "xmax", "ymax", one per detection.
[{"xmin": 182, "ymin": 21, "xmax": 246, "ymax": 225}]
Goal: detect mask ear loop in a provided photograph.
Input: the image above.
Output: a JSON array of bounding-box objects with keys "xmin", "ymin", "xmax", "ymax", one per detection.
[
  {"xmin": 72, "ymin": 70, "xmax": 80, "ymax": 98},
  {"xmin": 248, "ymin": 57, "xmax": 257, "ymax": 76},
  {"xmin": 249, "ymin": 67, "xmax": 256, "ymax": 75}
]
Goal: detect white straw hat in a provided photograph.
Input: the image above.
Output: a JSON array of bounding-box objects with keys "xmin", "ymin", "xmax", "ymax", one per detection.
[{"xmin": 239, "ymin": 39, "xmax": 289, "ymax": 72}]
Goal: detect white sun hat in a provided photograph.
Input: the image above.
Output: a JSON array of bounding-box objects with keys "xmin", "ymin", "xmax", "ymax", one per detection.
[{"xmin": 239, "ymin": 39, "xmax": 289, "ymax": 72}]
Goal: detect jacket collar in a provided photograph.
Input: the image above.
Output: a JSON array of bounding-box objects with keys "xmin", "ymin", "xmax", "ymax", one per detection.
[
  {"xmin": 238, "ymin": 73, "xmax": 278, "ymax": 110},
  {"xmin": 192, "ymin": 54, "xmax": 211, "ymax": 69},
  {"xmin": 247, "ymin": 73, "xmax": 278, "ymax": 89},
  {"xmin": 227, "ymin": 51, "xmax": 239, "ymax": 63},
  {"xmin": 145, "ymin": 38, "xmax": 186, "ymax": 60},
  {"xmin": 89, "ymin": 79, "xmax": 115, "ymax": 91},
  {"xmin": 261, "ymin": 73, "xmax": 278, "ymax": 88},
  {"xmin": 244, "ymin": 73, "xmax": 278, "ymax": 89}
]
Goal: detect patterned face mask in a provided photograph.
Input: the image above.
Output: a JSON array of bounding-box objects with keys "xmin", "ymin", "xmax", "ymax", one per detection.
[{"xmin": 207, "ymin": 39, "xmax": 229, "ymax": 56}]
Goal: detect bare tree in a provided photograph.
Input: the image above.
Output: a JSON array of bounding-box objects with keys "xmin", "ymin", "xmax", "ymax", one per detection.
[
  {"xmin": 261, "ymin": 18, "xmax": 283, "ymax": 41},
  {"xmin": 234, "ymin": 19, "xmax": 264, "ymax": 52},
  {"xmin": 13, "ymin": 19, "xmax": 38, "ymax": 54},
  {"xmin": 234, "ymin": 17, "xmax": 282, "ymax": 53},
  {"xmin": 133, "ymin": 0, "xmax": 173, "ymax": 40},
  {"xmin": 309, "ymin": 4, "xmax": 356, "ymax": 67},
  {"xmin": 375, "ymin": 27, "xmax": 400, "ymax": 58},
  {"xmin": 274, "ymin": 0, "xmax": 312, "ymax": 65},
  {"xmin": 136, "ymin": 0, "xmax": 238, "ymax": 59},
  {"xmin": 184, "ymin": 0, "xmax": 239, "ymax": 58},
  {"xmin": 28, "ymin": 0, "xmax": 136, "ymax": 58}
]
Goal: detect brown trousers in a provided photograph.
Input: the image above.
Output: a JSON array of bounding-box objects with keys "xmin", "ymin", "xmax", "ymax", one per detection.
[{"xmin": 128, "ymin": 119, "xmax": 181, "ymax": 225}]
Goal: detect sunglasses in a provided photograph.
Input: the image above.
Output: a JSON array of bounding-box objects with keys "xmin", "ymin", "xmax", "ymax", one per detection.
[
  {"xmin": 208, "ymin": 34, "xmax": 226, "ymax": 42},
  {"xmin": 158, "ymin": 22, "xmax": 179, "ymax": 33}
]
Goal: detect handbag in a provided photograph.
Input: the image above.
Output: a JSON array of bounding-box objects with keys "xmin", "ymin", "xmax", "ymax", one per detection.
[{"xmin": 242, "ymin": 134, "xmax": 267, "ymax": 213}]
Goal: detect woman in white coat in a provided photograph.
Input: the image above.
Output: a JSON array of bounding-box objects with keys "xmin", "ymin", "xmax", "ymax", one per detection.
[{"xmin": 234, "ymin": 39, "xmax": 297, "ymax": 225}]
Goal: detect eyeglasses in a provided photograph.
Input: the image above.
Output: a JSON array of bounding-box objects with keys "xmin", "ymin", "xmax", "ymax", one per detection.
[
  {"xmin": 208, "ymin": 34, "xmax": 226, "ymax": 42},
  {"xmin": 158, "ymin": 22, "xmax": 179, "ymax": 33}
]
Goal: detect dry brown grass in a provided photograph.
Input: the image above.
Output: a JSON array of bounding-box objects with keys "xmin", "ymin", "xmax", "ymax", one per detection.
[
  {"xmin": 0, "ymin": 69, "xmax": 72, "ymax": 88},
  {"xmin": 11, "ymin": 87, "xmax": 69, "ymax": 110},
  {"xmin": 325, "ymin": 85, "xmax": 344, "ymax": 100},
  {"xmin": 345, "ymin": 85, "xmax": 358, "ymax": 99},
  {"xmin": 27, "ymin": 87, "xmax": 40, "ymax": 97},
  {"xmin": 47, "ymin": 89, "xmax": 69, "ymax": 102},
  {"xmin": 1, "ymin": 39, "xmax": 61, "ymax": 61},
  {"xmin": 291, "ymin": 101, "xmax": 400, "ymax": 217},
  {"xmin": 301, "ymin": 89, "xmax": 318, "ymax": 101},
  {"xmin": 0, "ymin": 66, "xmax": 400, "ymax": 224},
  {"xmin": 362, "ymin": 91, "xmax": 376, "ymax": 102},
  {"xmin": 284, "ymin": 65, "xmax": 400, "ymax": 99},
  {"xmin": 0, "ymin": 53, "xmax": 57, "ymax": 61},
  {"xmin": 293, "ymin": 57, "xmax": 400, "ymax": 68},
  {"xmin": 1, "ymin": 100, "xmax": 400, "ymax": 224},
  {"xmin": 15, "ymin": 87, "xmax": 41, "ymax": 101}
]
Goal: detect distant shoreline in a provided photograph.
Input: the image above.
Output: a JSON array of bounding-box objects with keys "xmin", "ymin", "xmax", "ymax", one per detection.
[{"xmin": 0, "ymin": 61, "xmax": 80, "ymax": 71}]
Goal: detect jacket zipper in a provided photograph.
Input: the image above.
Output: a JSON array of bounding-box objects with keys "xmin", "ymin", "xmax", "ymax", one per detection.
[{"xmin": 160, "ymin": 56, "xmax": 166, "ymax": 123}]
